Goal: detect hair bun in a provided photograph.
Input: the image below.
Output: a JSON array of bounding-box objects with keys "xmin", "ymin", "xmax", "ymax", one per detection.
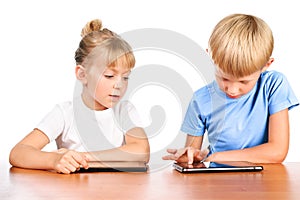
[{"xmin": 81, "ymin": 19, "xmax": 103, "ymax": 37}]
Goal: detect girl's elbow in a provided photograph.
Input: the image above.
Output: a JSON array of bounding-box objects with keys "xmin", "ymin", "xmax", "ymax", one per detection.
[
  {"xmin": 142, "ymin": 143, "xmax": 150, "ymax": 163},
  {"xmin": 138, "ymin": 153, "xmax": 150, "ymax": 163}
]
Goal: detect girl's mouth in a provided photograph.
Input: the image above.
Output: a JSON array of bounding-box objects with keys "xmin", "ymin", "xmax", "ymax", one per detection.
[{"xmin": 109, "ymin": 95, "xmax": 120, "ymax": 102}]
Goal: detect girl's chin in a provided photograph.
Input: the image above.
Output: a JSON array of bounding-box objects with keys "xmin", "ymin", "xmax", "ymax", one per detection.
[{"xmin": 94, "ymin": 97, "xmax": 122, "ymax": 110}]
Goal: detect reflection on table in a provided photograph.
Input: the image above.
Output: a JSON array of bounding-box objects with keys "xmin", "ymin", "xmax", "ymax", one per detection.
[{"xmin": 1, "ymin": 162, "xmax": 300, "ymax": 199}]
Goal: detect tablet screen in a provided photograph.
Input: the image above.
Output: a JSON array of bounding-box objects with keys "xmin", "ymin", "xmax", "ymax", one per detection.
[
  {"xmin": 77, "ymin": 161, "xmax": 148, "ymax": 172},
  {"xmin": 173, "ymin": 161, "xmax": 263, "ymax": 173}
]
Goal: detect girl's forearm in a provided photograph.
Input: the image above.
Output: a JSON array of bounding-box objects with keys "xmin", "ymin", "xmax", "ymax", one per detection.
[
  {"xmin": 87, "ymin": 143, "xmax": 150, "ymax": 163},
  {"xmin": 9, "ymin": 144, "xmax": 58, "ymax": 170}
]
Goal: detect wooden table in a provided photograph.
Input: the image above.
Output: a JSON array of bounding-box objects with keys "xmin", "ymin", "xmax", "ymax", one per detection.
[{"xmin": 1, "ymin": 161, "xmax": 300, "ymax": 200}]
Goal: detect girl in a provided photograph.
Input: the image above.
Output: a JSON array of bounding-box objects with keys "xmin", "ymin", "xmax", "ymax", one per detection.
[{"xmin": 9, "ymin": 19, "xmax": 150, "ymax": 174}]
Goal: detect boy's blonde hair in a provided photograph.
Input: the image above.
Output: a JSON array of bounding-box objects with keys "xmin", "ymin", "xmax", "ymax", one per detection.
[
  {"xmin": 208, "ymin": 14, "xmax": 274, "ymax": 78},
  {"xmin": 75, "ymin": 19, "xmax": 135, "ymax": 70}
]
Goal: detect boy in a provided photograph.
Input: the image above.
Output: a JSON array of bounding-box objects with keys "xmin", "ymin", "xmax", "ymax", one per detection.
[{"xmin": 163, "ymin": 13, "xmax": 298, "ymax": 164}]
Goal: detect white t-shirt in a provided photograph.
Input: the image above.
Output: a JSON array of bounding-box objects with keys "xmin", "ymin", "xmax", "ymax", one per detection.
[{"xmin": 36, "ymin": 96, "xmax": 143, "ymax": 152}]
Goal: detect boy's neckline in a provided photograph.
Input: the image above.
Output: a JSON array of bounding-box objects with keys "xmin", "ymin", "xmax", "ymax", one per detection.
[{"xmin": 212, "ymin": 80, "xmax": 258, "ymax": 102}]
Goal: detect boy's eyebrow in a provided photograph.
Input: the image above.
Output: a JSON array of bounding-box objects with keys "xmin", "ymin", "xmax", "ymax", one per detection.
[
  {"xmin": 216, "ymin": 68, "xmax": 259, "ymax": 81},
  {"xmin": 217, "ymin": 73, "xmax": 255, "ymax": 82}
]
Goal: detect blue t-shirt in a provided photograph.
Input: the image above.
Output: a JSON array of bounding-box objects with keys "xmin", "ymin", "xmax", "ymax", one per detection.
[{"xmin": 181, "ymin": 70, "xmax": 299, "ymax": 154}]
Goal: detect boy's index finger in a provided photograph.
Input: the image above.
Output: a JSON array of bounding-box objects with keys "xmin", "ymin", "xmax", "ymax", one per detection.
[
  {"xmin": 162, "ymin": 154, "xmax": 177, "ymax": 160},
  {"xmin": 187, "ymin": 148, "xmax": 194, "ymax": 164},
  {"xmin": 166, "ymin": 149, "xmax": 177, "ymax": 154}
]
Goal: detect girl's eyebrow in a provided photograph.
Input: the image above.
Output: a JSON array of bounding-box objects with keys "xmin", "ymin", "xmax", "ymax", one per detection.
[{"xmin": 104, "ymin": 68, "xmax": 131, "ymax": 74}]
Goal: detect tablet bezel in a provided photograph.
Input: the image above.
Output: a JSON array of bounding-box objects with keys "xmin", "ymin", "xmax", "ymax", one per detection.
[
  {"xmin": 173, "ymin": 161, "xmax": 263, "ymax": 173},
  {"xmin": 77, "ymin": 161, "xmax": 148, "ymax": 173}
]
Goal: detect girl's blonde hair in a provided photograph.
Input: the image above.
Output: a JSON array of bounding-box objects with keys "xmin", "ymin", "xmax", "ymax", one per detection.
[
  {"xmin": 208, "ymin": 14, "xmax": 274, "ymax": 78},
  {"xmin": 75, "ymin": 19, "xmax": 135, "ymax": 70}
]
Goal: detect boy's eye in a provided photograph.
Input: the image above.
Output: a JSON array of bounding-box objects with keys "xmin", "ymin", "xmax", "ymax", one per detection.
[
  {"xmin": 123, "ymin": 76, "xmax": 129, "ymax": 81},
  {"xmin": 240, "ymin": 81, "xmax": 249, "ymax": 84},
  {"xmin": 222, "ymin": 78, "xmax": 229, "ymax": 82}
]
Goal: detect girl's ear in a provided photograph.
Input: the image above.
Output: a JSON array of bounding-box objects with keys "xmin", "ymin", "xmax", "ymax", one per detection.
[{"xmin": 75, "ymin": 65, "xmax": 87, "ymax": 85}]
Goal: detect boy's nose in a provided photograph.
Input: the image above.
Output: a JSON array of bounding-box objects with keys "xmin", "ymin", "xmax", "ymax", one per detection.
[{"xmin": 226, "ymin": 83, "xmax": 239, "ymax": 94}]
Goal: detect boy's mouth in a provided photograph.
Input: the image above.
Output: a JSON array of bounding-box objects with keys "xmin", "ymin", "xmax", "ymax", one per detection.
[{"xmin": 226, "ymin": 94, "xmax": 240, "ymax": 99}]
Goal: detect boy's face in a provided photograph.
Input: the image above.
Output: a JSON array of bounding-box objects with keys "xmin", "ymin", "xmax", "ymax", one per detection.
[
  {"xmin": 215, "ymin": 67, "xmax": 261, "ymax": 99},
  {"xmin": 86, "ymin": 64, "xmax": 131, "ymax": 110}
]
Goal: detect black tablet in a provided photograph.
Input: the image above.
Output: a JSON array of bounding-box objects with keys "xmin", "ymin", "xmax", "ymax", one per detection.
[
  {"xmin": 173, "ymin": 161, "xmax": 263, "ymax": 173},
  {"xmin": 77, "ymin": 161, "xmax": 148, "ymax": 172}
]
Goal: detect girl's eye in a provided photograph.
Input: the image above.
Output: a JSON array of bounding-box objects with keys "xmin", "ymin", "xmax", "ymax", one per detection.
[
  {"xmin": 123, "ymin": 77, "xmax": 129, "ymax": 81},
  {"xmin": 104, "ymin": 75, "xmax": 114, "ymax": 79}
]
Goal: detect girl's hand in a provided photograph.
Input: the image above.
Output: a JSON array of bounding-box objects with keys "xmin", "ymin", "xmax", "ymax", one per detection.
[
  {"xmin": 162, "ymin": 147, "xmax": 209, "ymax": 164},
  {"xmin": 53, "ymin": 148, "xmax": 89, "ymax": 174}
]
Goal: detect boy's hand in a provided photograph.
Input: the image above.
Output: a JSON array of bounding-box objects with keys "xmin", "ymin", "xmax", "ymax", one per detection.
[
  {"xmin": 162, "ymin": 147, "xmax": 209, "ymax": 164},
  {"xmin": 53, "ymin": 148, "xmax": 89, "ymax": 174}
]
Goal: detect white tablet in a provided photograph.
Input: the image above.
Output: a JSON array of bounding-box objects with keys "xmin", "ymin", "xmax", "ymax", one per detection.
[{"xmin": 173, "ymin": 161, "xmax": 263, "ymax": 173}]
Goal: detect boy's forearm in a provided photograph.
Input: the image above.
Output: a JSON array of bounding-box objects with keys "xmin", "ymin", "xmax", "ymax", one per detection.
[
  {"xmin": 208, "ymin": 143, "xmax": 287, "ymax": 163},
  {"xmin": 185, "ymin": 135, "xmax": 203, "ymax": 149},
  {"xmin": 9, "ymin": 144, "xmax": 58, "ymax": 170}
]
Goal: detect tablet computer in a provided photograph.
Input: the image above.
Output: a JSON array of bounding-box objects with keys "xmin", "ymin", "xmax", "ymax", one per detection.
[
  {"xmin": 173, "ymin": 161, "xmax": 263, "ymax": 173},
  {"xmin": 78, "ymin": 161, "xmax": 148, "ymax": 172}
]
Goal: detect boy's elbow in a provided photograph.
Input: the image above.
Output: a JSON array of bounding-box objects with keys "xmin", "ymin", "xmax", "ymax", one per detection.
[
  {"xmin": 272, "ymin": 153, "xmax": 287, "ymax": 163},
  {"xmin": 266, "ymin": 150, "xmax": 287, "ymax": 163},
  {"xmin": 9, "ymin": 147, "xmax": 18, "ymax": 166}
]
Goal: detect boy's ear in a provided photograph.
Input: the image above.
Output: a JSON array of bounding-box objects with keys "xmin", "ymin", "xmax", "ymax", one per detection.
[
  {"xmin": 75, "ymin": 65, "xmax": 87, "ymax": 85},
  {"xmin": 262, "ymin": 58, "xmax": 274, "ymax": 72}
]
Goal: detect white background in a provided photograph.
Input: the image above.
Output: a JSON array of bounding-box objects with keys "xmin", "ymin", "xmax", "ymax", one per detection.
[{"xmin": 0, "ymin": 0, "xmax": 299, "ymax": 163}]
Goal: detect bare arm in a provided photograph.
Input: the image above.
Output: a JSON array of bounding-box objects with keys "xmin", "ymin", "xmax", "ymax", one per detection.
[
  {"xmin": 185, "ymin": 134, "xmax": 203, "ymax": 148},
  {"xmin": 9, "ymin": 129, "xmax": 88, "ymax": 173},
  {"xmin": 85, "ymin": 127, "xmax": 150, "ymax": 163},
  {"xmin": 208, "ymin": 109, "xmax": 289, "ymax": 163}
]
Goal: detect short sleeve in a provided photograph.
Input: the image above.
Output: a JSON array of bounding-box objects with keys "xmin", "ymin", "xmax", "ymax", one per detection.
[
  {"xmin": 35, "ymin": 104, "xmax": 65, "ymax": 142},
  {"xmin": 180, "ymin": 94, "xmax": 206, "ymax": 136},
  {"xmin": 267, "ymin": 72, "xmax": 299, "ymax": 115}
]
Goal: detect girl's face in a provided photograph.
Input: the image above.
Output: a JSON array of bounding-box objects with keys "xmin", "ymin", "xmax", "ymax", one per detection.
[
  {"xmin": 215, "ymin": 67, "xmax": 261, "ymax": 99},
  {"xmin": 82, "ymin": 62, "xmax": 131, "ymax": 110}
]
